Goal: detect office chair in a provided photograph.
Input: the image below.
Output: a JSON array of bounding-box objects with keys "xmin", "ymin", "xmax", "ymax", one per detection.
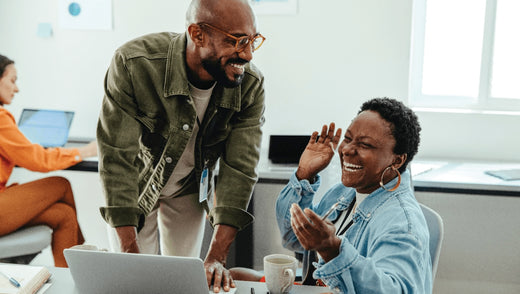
[
  {"xmin": 419, "ymin": 203, "xmax": 444, "ymax": 280},
  {"xmin": 0, "ymin": 225, "xmax": 52, "ymax": 264},
  {"xmin": 407, "ymin": 166, "xmax": 444, "ymax": 279}
]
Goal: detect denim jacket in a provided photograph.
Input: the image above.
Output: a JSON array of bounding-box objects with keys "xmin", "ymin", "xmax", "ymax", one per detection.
[
  {"xmin": 97, "ymin": 32, "xmax": 265, "ymax": 231},
  {"xmin": 276, "ymin": 170, "xmax": 432, "ymax": 293}
]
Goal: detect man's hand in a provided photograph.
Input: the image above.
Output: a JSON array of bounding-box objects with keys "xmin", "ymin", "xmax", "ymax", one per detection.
[
  {"xmin": 115, "ymin": 226, "xmax": 140, "ymax": 253},
  {"xmin": 204, "ymin": 224, "xmax": 237, "ymax": 293}
]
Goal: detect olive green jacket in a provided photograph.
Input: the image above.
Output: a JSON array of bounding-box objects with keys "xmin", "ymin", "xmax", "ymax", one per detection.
[{"xmin": 97, "ymin": 32, "xmax": 265, "ymax": 231}]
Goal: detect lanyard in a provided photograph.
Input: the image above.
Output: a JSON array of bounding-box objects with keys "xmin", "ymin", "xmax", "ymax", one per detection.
[{"xmin": 335, "ymin": 200, "xmax": 357, "ymax": 236}]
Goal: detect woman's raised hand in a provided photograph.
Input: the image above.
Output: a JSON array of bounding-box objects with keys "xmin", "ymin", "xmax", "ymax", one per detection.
[{"xmin": 295, "ymin": 122, "xmax": 342, "ymax": 181}]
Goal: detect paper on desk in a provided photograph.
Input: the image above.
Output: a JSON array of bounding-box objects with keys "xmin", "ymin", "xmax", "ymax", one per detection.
[
  {"xmin": 411, "ymin": 162, "xmax": 447, "ymax": 177},
  {"xmin": 485, "ymin": 169, "xmax": 520, "ymax": 181}
]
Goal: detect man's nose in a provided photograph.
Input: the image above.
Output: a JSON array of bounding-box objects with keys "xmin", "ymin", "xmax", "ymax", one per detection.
[{"xmin": 238, "ymin": 44, "xmax": 254, "ymax": 62}]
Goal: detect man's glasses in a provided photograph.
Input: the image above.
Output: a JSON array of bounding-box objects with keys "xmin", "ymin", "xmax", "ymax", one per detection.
[{"xmin": 198, "ymin": 23, "xmax": 266, "ymax": 53}]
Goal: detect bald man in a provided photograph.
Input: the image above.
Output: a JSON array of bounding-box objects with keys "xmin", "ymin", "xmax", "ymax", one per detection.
[{"xmin": 97, "ymin": 0, "xmax": 266, "ymax": 291}]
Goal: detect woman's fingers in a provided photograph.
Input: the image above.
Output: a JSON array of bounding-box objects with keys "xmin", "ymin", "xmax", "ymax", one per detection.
[
  {"xmin": 290, "ymin": 205, "xmax": 313, "ymax": 236},
  {"xmin": 304, "ymin": 207, "xmax": 324, "ymax": 224},
  {"xmin": 291, "ymin": 205, "xmax": 325, "ymax": 242},
  {"xmin": 308, "ymin": 131, "xmax": 319, "ymax": 145},
  {"xmin": 318, "ymin": 124, "xmax": 328, "ymax": 143},
  {"xmin": 332, "ymin": 127, "xmax": 342, "ymax": 148},
  {"xmin": 325, "ymin": 123, "xmax": 335, "ymax": 143},
  {"xmin": 309, "ymin": 123, "xmax": 341, "ymax": 149}
]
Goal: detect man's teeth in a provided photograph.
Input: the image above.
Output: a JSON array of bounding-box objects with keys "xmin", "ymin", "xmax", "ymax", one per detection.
[
  {"xmin": 230, "ymin": 63, "xmax": 244, "ymax": 69},
  {"xmin": 343, "ymin": 163, "xmax": 362, "ymax": 171}
]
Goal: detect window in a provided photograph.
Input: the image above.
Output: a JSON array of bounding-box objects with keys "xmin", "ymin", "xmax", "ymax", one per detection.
[{"xmin": 409, "ymin": 0, "xmax": 520, "ymax": 112}]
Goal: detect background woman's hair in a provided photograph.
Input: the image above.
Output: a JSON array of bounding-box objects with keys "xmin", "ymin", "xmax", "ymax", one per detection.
[
  {"xmin": 0, "ymin": 54, "xmax": 15, "ymax": 78},
  {"xmin": 359, "ymin": 97, "xmax": 421, "ymax": 173}
]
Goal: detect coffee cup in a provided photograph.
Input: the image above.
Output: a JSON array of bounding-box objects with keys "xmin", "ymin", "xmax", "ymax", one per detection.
[{"xmin": 263, "ymin": 254, "xmax": 298, "ymax": 294}]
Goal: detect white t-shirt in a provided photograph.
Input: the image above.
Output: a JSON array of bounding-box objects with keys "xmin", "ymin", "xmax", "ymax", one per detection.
[{"xmin": 160, "ymin": 82, "xmax": 215, "ymax": 197}]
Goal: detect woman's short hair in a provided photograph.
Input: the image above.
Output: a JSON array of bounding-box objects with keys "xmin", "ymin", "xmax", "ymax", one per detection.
[
  {"xmin": 0, "ymin": 54, "xmax": 15, "ymax": 78},
  {"xmin": 359, "ymin": 97, "xmax": 421, "ymax": 173}
]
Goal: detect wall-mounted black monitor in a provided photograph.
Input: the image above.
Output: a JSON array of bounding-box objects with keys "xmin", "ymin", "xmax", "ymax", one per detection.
[{"xmin": 268, "ymin": 135, "xmax": 311, "ymax": 164}]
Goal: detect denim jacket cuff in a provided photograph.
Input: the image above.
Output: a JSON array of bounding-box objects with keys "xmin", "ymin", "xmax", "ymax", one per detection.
[
  {"xmin": 288, "ymin": 171, "xmax": 321, "ymax": 196},
  {"xmin": 314, "ymin": 237, "xmax": 358, "ymax": 279}
]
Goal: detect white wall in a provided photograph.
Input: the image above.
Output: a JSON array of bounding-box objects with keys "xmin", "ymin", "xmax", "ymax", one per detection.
[{"xmin": 1, "ymin": 0, "xmax": 519, "ymax": 161}]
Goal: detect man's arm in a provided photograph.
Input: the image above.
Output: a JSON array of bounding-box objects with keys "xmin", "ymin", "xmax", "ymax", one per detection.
[
  {"xmin": 205, "ymin": 70, "xmax": 265, "ymax": 292},
  {"xmin": 98, "ymin": 50, "xmax": 143, "ymax": 237},
  {"xmin": 115, "ymin": 226, "xmax": 140, "ymax": 253},
  {"xmin": 204, "ymin": 224, "xmax": 237, "ymax": 293}
]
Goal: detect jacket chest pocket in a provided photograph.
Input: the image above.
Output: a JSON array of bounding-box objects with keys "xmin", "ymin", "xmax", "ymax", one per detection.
[{"xmin": 137, "ymin": 114, "xmax": 169, "ymax": 160}]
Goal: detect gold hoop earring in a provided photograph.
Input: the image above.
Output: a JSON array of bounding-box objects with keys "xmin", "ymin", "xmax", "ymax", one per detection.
[{"xmin": 379, "ymin": 166, "xmax": 401, "ymax": 192}]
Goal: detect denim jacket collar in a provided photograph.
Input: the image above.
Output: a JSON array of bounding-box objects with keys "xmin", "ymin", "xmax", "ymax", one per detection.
[{"xmin": 355, "ymin": 169, "xmax": 412, "ymax": 220}]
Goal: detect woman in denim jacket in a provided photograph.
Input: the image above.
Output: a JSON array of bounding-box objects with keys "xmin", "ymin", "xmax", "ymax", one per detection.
[{"xmin": 276, "ymin": 97, "xmax": 431, "ymax": 293}]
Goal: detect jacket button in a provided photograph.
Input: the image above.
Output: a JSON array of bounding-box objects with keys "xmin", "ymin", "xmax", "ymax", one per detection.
[
  {"xmin": 165, "ymin": 157, "xmax": 172, "ymax": 163},
  {"xmin": 182, "ymin": 124, "xmax": 189, "ymax": 131}
]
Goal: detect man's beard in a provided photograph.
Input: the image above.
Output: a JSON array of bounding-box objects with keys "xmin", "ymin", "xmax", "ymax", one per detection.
[{"xmin": 202, "ymin": 57, "xmax": 247, "ymax": 88}]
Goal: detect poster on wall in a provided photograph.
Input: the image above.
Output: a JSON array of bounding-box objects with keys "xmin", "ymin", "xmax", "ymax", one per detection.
[
  {"xmin": 58, "ymin": 0, "xmax": 112, "ymax": 30},
  {"xmin": 250, "ymin": 0, "xmax": 298, "ymax": 15}
]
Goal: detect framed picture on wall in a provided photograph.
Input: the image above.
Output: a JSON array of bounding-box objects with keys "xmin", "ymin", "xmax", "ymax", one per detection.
[{"xmin": 251, "ymin": 0, "xmax": 298, "ymax": 15}]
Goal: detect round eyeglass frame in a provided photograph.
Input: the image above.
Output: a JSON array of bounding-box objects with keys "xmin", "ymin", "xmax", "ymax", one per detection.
[{"xmin": 198, "ymin": 23, "xmax": 266, "ymax": 52}]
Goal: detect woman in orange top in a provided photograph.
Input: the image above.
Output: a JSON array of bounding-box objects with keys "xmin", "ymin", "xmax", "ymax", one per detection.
[{"xmin": 0, "ymin": 54, "xmax": 97, "ymax": 267}]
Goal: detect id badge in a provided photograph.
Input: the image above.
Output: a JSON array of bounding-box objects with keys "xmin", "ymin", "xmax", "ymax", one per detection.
[{"xmin": 199, "ymin": 168, "xmax": 208, "ymax": 204}]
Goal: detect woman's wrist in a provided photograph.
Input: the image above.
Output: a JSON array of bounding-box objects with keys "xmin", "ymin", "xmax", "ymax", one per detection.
[
  {"xmin": 317, "ymin": 236, "xmax": 342, "ymax": 263},
  {"xmin": 296, "ymin": 167, "xmax": 316, "ymax": 183}
]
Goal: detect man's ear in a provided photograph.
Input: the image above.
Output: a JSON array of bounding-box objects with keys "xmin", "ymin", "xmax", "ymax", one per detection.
[
  {"xmin": 393, "ymin": 153, "xmax": 407, "ymax": 170},
  {"xmin": 187, "ymin": 24, "xmax": 204, "ymax": 47}
]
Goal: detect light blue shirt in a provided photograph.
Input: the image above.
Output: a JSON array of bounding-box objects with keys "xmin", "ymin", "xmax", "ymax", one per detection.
[{"xmin": 276, "ymin": 170, "xmax": 432, "ymax": 293}]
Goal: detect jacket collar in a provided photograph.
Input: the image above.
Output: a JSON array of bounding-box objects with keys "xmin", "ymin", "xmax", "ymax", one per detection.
[
  {"xmin": 163, "ymin": 33, "xmax": 241, "ymax": 111},
  {"xmin": 355, "ymin": 169, "xmax": 413, "ymax": 219}
]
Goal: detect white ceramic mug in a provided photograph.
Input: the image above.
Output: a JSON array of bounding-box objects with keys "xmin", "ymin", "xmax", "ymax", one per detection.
[{"xmin": 263, "ymin": 254, "xmax": 298, "ymax": 294}]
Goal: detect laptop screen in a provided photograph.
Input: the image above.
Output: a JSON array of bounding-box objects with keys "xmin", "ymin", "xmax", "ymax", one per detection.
[{"xmin": 18, "ymin": 109, "xmax": 74, "ymax": 148}]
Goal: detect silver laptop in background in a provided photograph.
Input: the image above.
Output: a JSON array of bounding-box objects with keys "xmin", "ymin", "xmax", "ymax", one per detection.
[
  {"xmin": 64, "ymin": 249, "xmax": 214, "ymax": 294},
  {"xmin": 18, "ymin": 108, "xmax": 74, "ymax": 148}
]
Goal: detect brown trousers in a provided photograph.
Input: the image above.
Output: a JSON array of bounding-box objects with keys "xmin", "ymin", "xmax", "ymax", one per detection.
[{"xmin": 0, "ymin": 176, "xmax": 84, "ymax": 267}]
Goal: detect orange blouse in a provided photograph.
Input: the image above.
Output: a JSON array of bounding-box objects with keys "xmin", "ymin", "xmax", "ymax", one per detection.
[{"xmin": 0, "ymin": 107, "xmax": 81, "ymax": 192}]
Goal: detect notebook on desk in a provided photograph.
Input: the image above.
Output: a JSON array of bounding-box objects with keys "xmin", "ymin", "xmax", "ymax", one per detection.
[
  {"xmin": 64, "ymin": 249, "xmax": 236, "ymax": 294},
  {"xmin": 485, "ymin": 169, "xmax": 520, "ymax": 181},
  {"xmin": 18, "ymin": 108, "xmax": 74, "ymax": 147}
]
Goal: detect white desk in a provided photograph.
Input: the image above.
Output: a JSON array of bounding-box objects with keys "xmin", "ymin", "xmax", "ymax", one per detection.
[
  {"xmin": 258, "ymin": 152, "xmax": 520, "ymax": 195},
  {"xmin": 46, "ymin": 267, "xmax": 331, "ymax": 294},
  {"xmin": 411, "ymin": 159, "xmax": 520, "ymax": 194}
]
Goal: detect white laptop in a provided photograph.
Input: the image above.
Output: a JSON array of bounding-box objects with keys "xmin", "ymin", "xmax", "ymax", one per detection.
[
  {"xmin": 64, "ymin": 249, "xmax": 236, "ymax": 294},
  {"xmin": 18, "ymin": 108, "xmax": 74, "ymax": 147}
]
